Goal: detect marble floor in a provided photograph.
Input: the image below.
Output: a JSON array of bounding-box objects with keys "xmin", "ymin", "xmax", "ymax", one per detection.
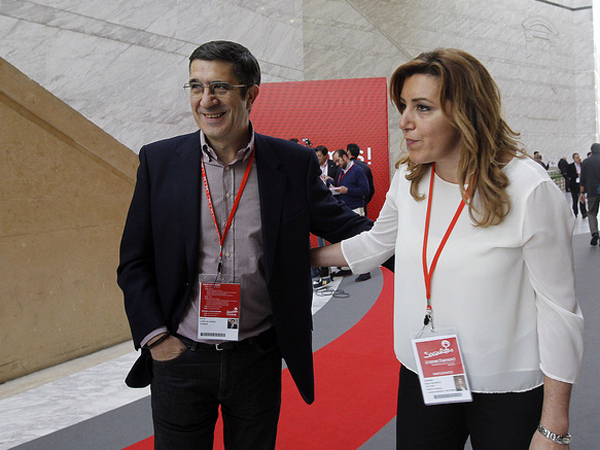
[{"xmin": 0, "ymin": 344, "xmax": 148, "ymax": 449}]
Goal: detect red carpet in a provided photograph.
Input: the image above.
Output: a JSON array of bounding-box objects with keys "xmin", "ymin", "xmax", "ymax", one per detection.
[{"xmin": 125, "ymin": 268, "xmax": 397, "ymax": 449}]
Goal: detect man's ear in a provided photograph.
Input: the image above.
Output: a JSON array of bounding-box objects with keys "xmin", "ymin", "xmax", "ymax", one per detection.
[{"xmin": 245, "ymin": 85, "xmax": 259, "ymax": 111}]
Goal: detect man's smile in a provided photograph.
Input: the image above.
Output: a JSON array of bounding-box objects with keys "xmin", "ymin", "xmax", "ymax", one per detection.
[{"xmin": 203, "ymin": 112, "xmax": 226, "ymax": 119}]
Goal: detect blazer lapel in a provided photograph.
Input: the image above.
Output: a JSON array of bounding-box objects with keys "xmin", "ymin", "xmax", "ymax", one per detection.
[
  {"xmin": 254, "ymin": 134, "xmax": 286, "ymax": 285},
  {"xmin": 173, "ymin": 131, "xmax": 201, "ymax": 281}
]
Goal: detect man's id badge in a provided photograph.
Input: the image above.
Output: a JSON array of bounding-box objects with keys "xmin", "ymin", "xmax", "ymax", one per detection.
[
  {"xmin": 411, "ymin": 329, "xmax": 472, "ymax": 405},
  {"xmin": 198, "ymin": 274, "xmax": 240, "ymax": 341}
]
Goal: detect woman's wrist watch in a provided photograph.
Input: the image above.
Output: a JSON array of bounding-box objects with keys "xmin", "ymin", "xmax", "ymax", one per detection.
[{"xmin": 537, "ymin": 423, "xmax": 571, "ymax": 445}]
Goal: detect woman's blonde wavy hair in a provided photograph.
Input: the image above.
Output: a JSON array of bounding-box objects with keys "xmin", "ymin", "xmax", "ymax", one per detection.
[{"xmin": 390, "ymin": 48, "xmax": 524, "ymax": 227}]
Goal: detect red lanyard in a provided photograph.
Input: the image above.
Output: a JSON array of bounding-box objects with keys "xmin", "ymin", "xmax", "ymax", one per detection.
[
  {"xmin": 422, "ymin": 163, "xmax": 469, "ymax": 327},
  {"xmin": 201, "ymin": 149, "xmax": 254, "ymax": 274},
  {"xmin": 337, "ymin": 163, "xmax": 353, "ymax": 183}
]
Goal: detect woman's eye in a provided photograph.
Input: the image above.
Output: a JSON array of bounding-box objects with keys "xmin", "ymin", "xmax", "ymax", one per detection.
[{"xmin": 416, "ymin": 103, "xmax": 431, "ymax": 111}]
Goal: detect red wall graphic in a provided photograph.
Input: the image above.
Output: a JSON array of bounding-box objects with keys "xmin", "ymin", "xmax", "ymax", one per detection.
[{"xmin": 251, "ymin": 77, "xmax": 390, "ymax": 222}]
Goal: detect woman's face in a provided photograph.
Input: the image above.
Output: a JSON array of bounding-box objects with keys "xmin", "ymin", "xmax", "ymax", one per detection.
[{"xmin": 398, "ymin": 74, "xmax": 462, "ymax": 177}]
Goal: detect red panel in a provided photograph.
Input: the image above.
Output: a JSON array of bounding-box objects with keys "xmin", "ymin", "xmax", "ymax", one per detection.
[{"xmin": 251, "ymin": 78, "xmax": 390, "ymax": 221}]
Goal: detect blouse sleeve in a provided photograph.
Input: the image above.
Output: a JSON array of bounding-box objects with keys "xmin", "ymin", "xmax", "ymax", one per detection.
[
  {"xmin": 522, "ymin": 179, "xmax": 584, "ymax": 383},
  {"xmin": 341, "ymin": 170, "xmax": 400, "ymax": 273}
]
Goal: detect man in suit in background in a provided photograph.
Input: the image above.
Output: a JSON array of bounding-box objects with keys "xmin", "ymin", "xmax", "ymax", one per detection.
[
  {"xmin": 328, "ymin": 149, "xmax": 371, "ymax": 282},
  {"xmin": 567, "ymin": 153, "xmax": 587, "ymax": 218},
  {"xmin": 346, "ymin": 143, "xmax": 375, "ymax": 214},
  {"xmin": 314, "ymin": 145, "xmax": 338, "ymax": 183},
  {"xmin": 117, "ymin": 40, "xmax": 371, "ymax": 449},
  {"xmin": 580, "ymin": 143, "xmax": 600, "ymax": 245},
  {"xmin": 558, "ymin": 156, "xmax": 570, "ymax": 192}
]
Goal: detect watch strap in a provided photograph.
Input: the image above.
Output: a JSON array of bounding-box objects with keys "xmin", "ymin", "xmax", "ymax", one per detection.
[
  {"xmin": 537, "ymin": 423, "xmax": 571, "ymax": 445},
  {"xmin": 145, "ymin": 332, "xmax": 170, "ymax": 349}
]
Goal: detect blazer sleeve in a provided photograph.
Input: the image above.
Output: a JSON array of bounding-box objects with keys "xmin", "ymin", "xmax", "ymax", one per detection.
[{"xmin": 117, "ymin": 147, "xmax": 167, "ymax": 348}]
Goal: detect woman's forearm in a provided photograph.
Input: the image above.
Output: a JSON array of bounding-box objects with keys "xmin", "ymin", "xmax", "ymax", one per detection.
[
  {"xmin": 539, "ymin": 376, "xmax": 572, "ymax": 434},
  {"xmin": 530, "ymin": 375, "xmax": 572, "ymax": 448},
  {"xmin": 310, "ymin": 242, "xmax": 348, "ymax": 268}
]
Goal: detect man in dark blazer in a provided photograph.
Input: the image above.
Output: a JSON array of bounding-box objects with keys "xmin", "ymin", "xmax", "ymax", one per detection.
[
  {"xmin": 558, "ymin": 156, "xmax": 570, "ymax": 192},
  {"xmin": 347, "ymin": 143, "xmax": 375, "ymax": 213},
  {"xmin": 314, "ymin": 144, "xmax": 338, "ymax": 182},
  {"xmin": 567, "ymin": 153, "xmax": 587, "ymax": 218},
  {"xmin": 117, "ymin": 41, "xmax": 371, "ymax": 449}
]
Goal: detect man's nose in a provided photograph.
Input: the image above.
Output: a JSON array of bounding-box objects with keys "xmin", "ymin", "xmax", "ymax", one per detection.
[{"xmin": 199, "ymin": 90, "xmax": 218, "ymax": 108}]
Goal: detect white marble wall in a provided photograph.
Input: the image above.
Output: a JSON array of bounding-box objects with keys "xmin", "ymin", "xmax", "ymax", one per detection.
[
  {"xmin": 594, "ymin": 0, "xmax": 600, "ymax": 141},
  {"xmin": 304, "ymin": 0, "xmax": 595, "ymax": 168},
  {"xmin": 574, "ymin": 3, "xmax": 595, "ymax": 156},
  {"xmin": 0, "ymin": 0, "xmax": 303, "ymax": 152},
  {"xmin": 0, "ymin": 0, "xmax": 595, "ymax": 167}
]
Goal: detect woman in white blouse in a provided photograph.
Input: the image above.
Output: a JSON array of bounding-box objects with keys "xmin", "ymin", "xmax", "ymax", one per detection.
[{"xmin": 311, "ymin": 49, "xmax": 583, "ymax": 449}]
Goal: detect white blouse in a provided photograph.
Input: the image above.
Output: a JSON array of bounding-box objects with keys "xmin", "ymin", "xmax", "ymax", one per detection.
[{"xmin": 342, "ymin": 156, "xmax": 584, "ymax": 393}]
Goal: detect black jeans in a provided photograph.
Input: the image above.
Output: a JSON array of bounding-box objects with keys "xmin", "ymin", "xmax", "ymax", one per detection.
[
  {"xmin": 150, "ymin": 329, "xmax": 282, "ymax": 450},
  {"xmin": 396, "ymin": 366, "xmax": 543, "ymax": 449}
]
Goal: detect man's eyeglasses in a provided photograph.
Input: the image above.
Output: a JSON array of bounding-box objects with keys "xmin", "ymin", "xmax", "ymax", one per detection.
[{"xmin": 183, "ymin": 81, "xmax": 246, "ymax": 97}]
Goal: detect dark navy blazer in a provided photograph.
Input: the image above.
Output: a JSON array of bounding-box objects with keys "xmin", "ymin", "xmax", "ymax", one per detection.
[{"xmin": 117, "ymin": 131, "xmax": 372, "ymax": 403}]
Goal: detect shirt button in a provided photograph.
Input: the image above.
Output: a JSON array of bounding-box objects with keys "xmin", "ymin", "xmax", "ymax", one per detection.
[
  {"xmin": 225, "ymin": 166, "xmax": 231, "ymax": 171},
  {"xmin": 225, "ymin": 192, "xmax": 231, "ymax": 199},
  {"xmin": 225, "ymin": 252, "xmax": 231, "ymax": 258}
]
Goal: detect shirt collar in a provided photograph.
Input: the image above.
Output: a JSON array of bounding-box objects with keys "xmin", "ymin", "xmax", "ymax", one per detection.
[
  {"xmin": 342, "ymin": 160, "xmax": 354, "ymax": 174},
  {"xmin": 200, "ymin": 123, "xmax": 255, "ymax": 166}
]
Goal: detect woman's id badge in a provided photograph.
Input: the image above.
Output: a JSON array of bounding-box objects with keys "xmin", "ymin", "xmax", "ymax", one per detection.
[{"xmin": 411, "ymin": 329, "xmax": 472, "ymax": 405}]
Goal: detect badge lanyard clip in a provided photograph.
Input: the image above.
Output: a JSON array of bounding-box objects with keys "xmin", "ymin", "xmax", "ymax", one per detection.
[{"xmin": 215, "ymin": 245, "xmax": 224, "ymax": 284}]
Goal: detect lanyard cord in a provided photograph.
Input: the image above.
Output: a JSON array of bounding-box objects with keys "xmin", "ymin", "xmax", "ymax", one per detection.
[
  {"xmin": 201, "ymin": 149, "xmax": 255, "ymax": 275},
  {"xmin": 422, "ymin": 163, "xmax": 469, "ymax": 328},
  {"xmin": 337, "ymin": 162, "xmax": 354, "ymax": 183}
]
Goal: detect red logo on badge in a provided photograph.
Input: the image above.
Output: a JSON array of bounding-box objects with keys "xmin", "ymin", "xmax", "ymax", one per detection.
[{"xmin": 416, "ymin": 337, "xmax": 464, "ymax": 377}]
